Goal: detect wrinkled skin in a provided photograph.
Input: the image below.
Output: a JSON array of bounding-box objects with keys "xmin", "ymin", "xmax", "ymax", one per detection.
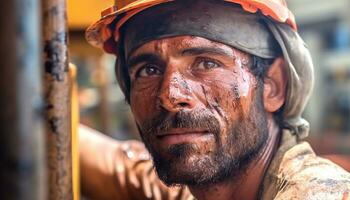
[{"xmin": 127, "ymin": 36, "xmax": 270, "ymax": 187}]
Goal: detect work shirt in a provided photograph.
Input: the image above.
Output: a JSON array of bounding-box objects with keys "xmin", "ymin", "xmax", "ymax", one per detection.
[
  {"xmin": 83, "ymin": 127, "xmax": 350, "ymax": 200},
  {"xmin": 261, "ymin": 130, "xmax": 350, "ymax": 200}
]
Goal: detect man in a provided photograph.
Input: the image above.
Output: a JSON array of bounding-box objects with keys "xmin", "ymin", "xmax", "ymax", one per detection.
[{"xmin": 81, "ymin": 0, "xmax": 350, "ymax": 199}]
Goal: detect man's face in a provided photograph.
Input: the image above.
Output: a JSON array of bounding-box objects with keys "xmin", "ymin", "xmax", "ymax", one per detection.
[{"xmin": 127, "ymin": 36, "xmax": 268, "ymax": 186}]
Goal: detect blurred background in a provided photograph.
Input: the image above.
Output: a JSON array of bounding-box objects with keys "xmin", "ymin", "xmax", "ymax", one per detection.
[{"xmin": 67, "ymin": 0, "xmax": 350, "ymax": 155}]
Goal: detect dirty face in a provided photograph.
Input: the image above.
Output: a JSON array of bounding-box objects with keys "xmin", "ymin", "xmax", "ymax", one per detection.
[{"xmin": 127, "ymin": 36, "xmax": 268, "ymax": 186}]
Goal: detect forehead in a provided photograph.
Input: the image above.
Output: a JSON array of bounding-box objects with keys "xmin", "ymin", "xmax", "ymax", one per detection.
[{"xmin": 128, "ymin": 36, "xmax": 238, "ymax": 59}]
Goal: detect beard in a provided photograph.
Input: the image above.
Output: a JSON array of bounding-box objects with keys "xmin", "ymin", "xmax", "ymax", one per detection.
[{"xmin": 137, "ymin": 90, "xmax": 268, "ymax": 187}]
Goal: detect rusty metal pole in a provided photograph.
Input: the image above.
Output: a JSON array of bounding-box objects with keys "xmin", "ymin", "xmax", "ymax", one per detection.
[
  {"xmin": 0, "ymin": 0, "xmax": 45, "ymax": 199},
  {"xmin": 42, "ymin": 0, "xmax": 73, "ymax": 199}
]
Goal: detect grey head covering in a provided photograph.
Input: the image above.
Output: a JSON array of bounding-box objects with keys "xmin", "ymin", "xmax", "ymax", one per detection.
[
  {"xmin": 121, "ymin": 1, "xmax": 281, "ymax": 59},
  {"xmin": 265, "ymin": 20, "xmax": 314, "ymax": 139},
  {"xmin": 116, "ymin": 0, "xmax": 314, "ymax": 139}
]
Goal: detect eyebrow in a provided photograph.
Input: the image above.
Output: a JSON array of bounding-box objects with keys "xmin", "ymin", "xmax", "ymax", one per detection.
[
  {"xmin": 181, "ymin": 47, "xmax": 235, "ymax": 58},
  {"xmin": 127, "ymin": 46, "xmax": 234, "ymax": 68},
  {"xmin": 127, "ymin": 53, "xmax": 162, "ymax": 69}
]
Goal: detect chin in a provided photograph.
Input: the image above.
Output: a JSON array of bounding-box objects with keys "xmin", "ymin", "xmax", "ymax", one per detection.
[
  {"xmin": 148, "ymin": 132, "xmax": 266, "ymax": 187},
  {"xmin": 149, "ymin": 142, "xmax": 236, "ymax": 187}
]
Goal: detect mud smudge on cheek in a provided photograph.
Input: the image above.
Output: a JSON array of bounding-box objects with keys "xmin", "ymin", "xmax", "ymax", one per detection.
[
  {"xmin": 235, "ymin": 58, "xmax": 244, "ymax": 70},
  {"xmin": 201, "ymin": 85, "xmax": 217, "ymax": 116},
  {"xmin": 231, "ymin": 83, "xmax": 244, "ymax": 120},
  {"xmin": 230, "ymin": 84, "xmax": 240, "ymax": 111},
  {"xmin": 234, "ymin": 53, "xmax": 251, "ymax": 83},
  {"xmin": 212, "ymin": 97, "xmax": 225, "ymax": 119},
  {"xmin": 242, "ymin": 73, "xmax": 246, "ymax": 82},
  {"xmin": 232, "ymin": 84, "xmax": 240, "ymax": 100},
  {"xmin": 201, "ymin": 85, "xmax": 210, "ymax": 106},
  {"xmin": 201, "ymin": 85, "xmax": 226, "ymax": 119}
]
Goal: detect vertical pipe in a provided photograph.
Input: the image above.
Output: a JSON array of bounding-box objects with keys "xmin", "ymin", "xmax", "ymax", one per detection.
[
  {"xmin": 0, "ymin": 0, "xmax": 45, "ymax": 199},
  {"xmin": 42, "ymin": 0, "xmax": 73, "ymax": 199}
]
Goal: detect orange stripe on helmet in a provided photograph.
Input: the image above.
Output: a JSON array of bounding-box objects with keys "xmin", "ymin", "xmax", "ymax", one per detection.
[
  {"xmin": 225, "ymin": 0, "xmax": 296, "ymax": 30},
  {"xmin": 102, "ymin": 0, "xmax": 296, "ymax": 36}
]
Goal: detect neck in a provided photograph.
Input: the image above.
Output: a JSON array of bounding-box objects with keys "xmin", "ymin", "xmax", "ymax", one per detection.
[{"xmin": 189, "ymin": 116, "xmax": 281, "ymax": 200}]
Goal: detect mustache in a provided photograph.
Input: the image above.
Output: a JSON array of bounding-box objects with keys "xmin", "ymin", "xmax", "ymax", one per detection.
[{"xmin": 141, "ymin": 109, "xmax": 221, "ymax": 137}]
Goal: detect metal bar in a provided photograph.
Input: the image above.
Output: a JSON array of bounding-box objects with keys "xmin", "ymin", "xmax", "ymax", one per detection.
[
  {"xmin": 42, "ymin": 0, "xmax": 73, "ymax": 199},
  {"xmin": 0, "ymin": 0, "xmax": 45, "ymax": 199}
]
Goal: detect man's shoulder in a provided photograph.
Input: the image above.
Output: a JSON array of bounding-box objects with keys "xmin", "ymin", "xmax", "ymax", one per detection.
[{"xmin": 273, "ymin": 142, "xmax": 350, "ymax": 200}]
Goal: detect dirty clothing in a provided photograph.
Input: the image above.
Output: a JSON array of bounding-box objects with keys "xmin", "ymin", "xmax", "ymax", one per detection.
[
  {"xmin": 81, "ymin": 125, "xmax": 350, "ymax": 200},
  {"xmin": 261, "ymin": 130, "xmax": 350, "ymax": 200}
]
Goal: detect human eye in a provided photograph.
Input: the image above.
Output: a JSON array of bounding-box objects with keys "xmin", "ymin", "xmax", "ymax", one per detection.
[
  {"xmin": 136, "ymin": 64, "xmax": 163, "ymax": 78},
  {"xmin": 195, "ymin": 58, "xmax": 222, "ymax": 70}
]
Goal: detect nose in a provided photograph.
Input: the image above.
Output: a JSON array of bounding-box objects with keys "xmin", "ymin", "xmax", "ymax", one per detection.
[{"xmin": 158, "ymin": 72, "xmax": 196, "ymax": 112}]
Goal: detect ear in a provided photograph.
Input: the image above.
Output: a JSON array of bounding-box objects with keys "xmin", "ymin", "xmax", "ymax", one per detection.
[{"xmin": 263, "ymin": 57, "xmax": 287, "ymax": 112}]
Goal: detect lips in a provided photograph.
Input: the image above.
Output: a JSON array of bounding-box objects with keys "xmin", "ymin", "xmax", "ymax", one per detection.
[
  {"xmin": 157, "ymin": 128, "xmax": 213, "ymax": 146},
  {"xmin": 157, "ymin": 128, "xmax": 207, "ymax": 136}
]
